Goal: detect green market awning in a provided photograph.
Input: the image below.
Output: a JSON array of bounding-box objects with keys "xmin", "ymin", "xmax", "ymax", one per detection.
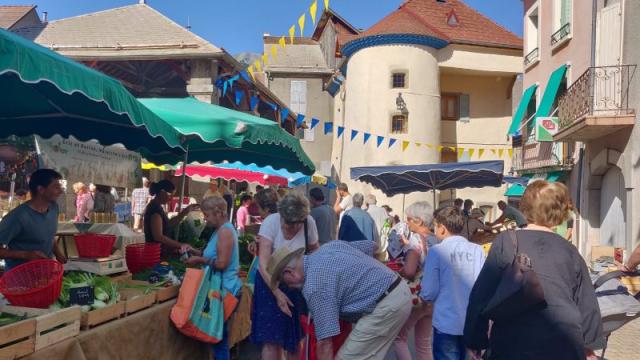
[
  {"xmin": 139, "ymin": 97, "xmax": 315, "ymax": 175},
  {"xmin": 536, "ymin": 64, "xmax": 567, "ymax": 118},
  {"xmin": 505, "ymin": 183, "xmax": 527, "ymax": 197},
  {"xmin": 508, "ymin": 84, "xmax": 538, "ymax": 136},
  {"xmin": 504, "ymin": 171, "xmax": 565, "ymax": 197},
  {"xmin": 0, "ymin": 29, "xmax": 184, "ymax": 161}
]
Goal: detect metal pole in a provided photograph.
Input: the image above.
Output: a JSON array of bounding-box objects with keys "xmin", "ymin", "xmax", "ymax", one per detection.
[
  {"xmin": 178, "ymin": 144, "xmax": 190, "ymax": 211},
  {"xmin": 402, "ymin": 194, "xmax": 406, "ymax": 219},
  {"xmin": 432, "ymin": 189, "xmax": 436, "ymax": 209}
]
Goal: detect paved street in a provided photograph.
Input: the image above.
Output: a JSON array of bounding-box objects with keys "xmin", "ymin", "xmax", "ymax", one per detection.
[{"xmin": 601, "ymin": 318, "xmax": 640, "ymax": 360}]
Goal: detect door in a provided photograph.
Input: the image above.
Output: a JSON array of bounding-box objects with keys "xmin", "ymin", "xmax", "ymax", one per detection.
[{"xmin": 599, "ymin": 167, "xmax": 626, "ymax": 248}]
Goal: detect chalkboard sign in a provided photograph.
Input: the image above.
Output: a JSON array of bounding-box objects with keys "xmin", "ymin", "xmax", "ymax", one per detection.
[{"xmin": 70, "ymin": 286, "xmax": 94, "ymax": 306}]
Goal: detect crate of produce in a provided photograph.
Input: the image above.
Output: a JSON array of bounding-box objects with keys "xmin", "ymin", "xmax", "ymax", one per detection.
[
  {"xmin": 120, "ymin": 288, "xmax": 156, "ymax": 315},
  {"xmin": 120, "ymin": 280, "xmax": 178, "ymax": 304},
  {"xmin": 0, "ymin": 312, "xmax": 36, "ymax": 360},
  {"xmin": 2, "ymin": 305, "xmax": 82, "ymax": 352},
  {"xmin": 80, "ymin": 301, "xmax": 124, "ymax": 329},
  {"xmin": 156, "ymin": 284, "xmax": 180, "ymax": 302}
]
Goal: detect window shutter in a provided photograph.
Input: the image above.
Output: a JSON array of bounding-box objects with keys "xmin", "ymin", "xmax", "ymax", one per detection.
[
  {"xmin": 459, "ymin": 94, "xmax": 470, "ymax": 122},
  {"xmin": 561, "ymin": 0, "xmax": 571, "ymax": 26}
]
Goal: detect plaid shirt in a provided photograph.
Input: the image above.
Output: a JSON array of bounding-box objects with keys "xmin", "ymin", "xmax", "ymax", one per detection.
[
  {"xmin": 131, "ymin": 187, "xmax": 150, "ymax": 215},
  {"xmin": 302, "ymin": 240, "xmax": 397, "ymax": 340}
]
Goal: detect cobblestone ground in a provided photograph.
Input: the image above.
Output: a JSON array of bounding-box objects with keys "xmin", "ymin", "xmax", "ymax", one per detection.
[{"xmin": 601, "ymin": 318, "xmax": 640, "ymax": 360}]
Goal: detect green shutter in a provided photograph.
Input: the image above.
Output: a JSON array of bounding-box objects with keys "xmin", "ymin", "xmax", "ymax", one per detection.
[
  {"xmin": 508, "ymin": 84, "xmax": 538, "ymax": 135},
  {"xmin": 536, "ymin": 64, "xmax": 567, "ymax": 118},
  {"xmin": 459, "ymin": 94, "xmax": 470, "ymax": 123}
]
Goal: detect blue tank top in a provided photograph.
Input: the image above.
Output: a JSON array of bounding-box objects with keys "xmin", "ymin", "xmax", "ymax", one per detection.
[{"xmin": 203, "ymin": 222, "xmax": 242, "ymax": 296}]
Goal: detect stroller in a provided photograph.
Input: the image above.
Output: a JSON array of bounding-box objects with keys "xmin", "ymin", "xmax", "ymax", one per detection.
[{"xmin": 592, "ymin": 270, "xmax": 640, "ymax": 358}]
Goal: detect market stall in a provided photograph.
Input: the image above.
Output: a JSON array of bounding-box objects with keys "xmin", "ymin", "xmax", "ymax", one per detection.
[{"xmin": 174, "ymin": 165, "xmax": 289, "ymax": 187}]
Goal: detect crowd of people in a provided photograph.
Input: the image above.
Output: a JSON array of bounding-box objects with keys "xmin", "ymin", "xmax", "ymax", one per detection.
[{"xmin": 0, "ymin": 169, "xmax": 608, "ymax": 359}]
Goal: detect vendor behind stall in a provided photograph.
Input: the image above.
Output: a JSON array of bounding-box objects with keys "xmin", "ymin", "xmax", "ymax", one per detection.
[
  {"xmin": 0, "ymin": 169, "xmax": 68, "ymax": 270},
  {"xmin": 144, "ymin": 180, "xmax": 198, "ymax": 257}
]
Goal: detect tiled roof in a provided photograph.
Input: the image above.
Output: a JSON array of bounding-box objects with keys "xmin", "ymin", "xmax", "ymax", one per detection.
[
  {"xmin": 0, "ymin": 5, "xmax": 35, "ymax": 29},
  {"xmin": 352, "ymin": 0, "xmax": 522, "ymax": 50},
  {"xmin": 263, "ymin": 37, "xmax": 332, "ymax": 74},
  {"xmin": 24, "ymin": 4, "xmax": 221, "ymax": 59}
]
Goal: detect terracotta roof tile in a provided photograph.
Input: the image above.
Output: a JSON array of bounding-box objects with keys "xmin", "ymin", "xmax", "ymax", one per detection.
[
  {"xmin": 0, "ymin": 5, "xmax": 35, "ymax": 29},
  {"xmin": 352, "ymin": 0, "xmax": 522, "ymax": 50}
]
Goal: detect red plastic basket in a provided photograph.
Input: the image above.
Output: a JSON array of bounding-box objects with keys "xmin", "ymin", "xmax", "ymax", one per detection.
[
  {"xmin": 0, "ymin": 259, "xmax": 64, "ymax": 308},
  {"xmin": 125, "ymin": 243, "xmax": 161, "ymax": 274},
  {"xmin": 74, "ymin": 233, "xmax": 116, "ymax": 258}
]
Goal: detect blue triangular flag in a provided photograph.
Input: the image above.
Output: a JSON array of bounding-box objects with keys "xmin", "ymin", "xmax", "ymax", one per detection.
[
  {"xmin": 363, "ymin": 133, "xmax": 371, "ymax": 144},
  {"xmin": 267, "ymin": 101, "xmax": 278, "ymax": 111},
  {"xmin": 297, "ymin": 114, "xmax": 305, "ymax": 128},
  {"xmin": 235, "ymin": 90, "xmax": 244, "ymax": 106},
  {"xmin": 389, "ymin": 138, "xmax": 397, "ymax": 148},
  {"xmin": 350, "ymin": 130, "xmax": 359, "ymax": 141},
  {"xmin": 239, "ymin": 71, "xmax": 251, "ymax": 83},
  {"xmin": 229, "ymin": 74, "xmax": 240, "ymax": 88},
  {"xmin": 337, "ymin": 126, "xmax": 345, "ymax": 138},
  {"xmin": 250, "ymin": 96, "xmax": 259, "ymax": 111},
  {"xmin": 311, "ymin": 118, "xmax": 320, "ymax": 129},
  {"xmin": 281, "ymin": 108, "xmax": 290, "ymax": 124},
  {"xmin": 222, "ymin": 81, "xmax": 229, "ymax": 97},
  {"xmin": 376, "ymin": 136, "xmax": 384, "ymax": 148},
  {"xmin": 324, "ymin": 122, "xmax": 334, "ymax": 134}
]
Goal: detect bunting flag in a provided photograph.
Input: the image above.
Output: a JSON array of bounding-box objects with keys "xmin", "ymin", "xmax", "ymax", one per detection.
[
  {"xmin": 508, "ymin": 149, "xmax": 514, "ymax": 159},
  {"xmin": 437, "ymin": 146, "xmax": 444, "ymax": 152},
  {"xmin": 265, "ymin": 101, "xmax": 278, "ymax": 111},
  {"xmin": 311, "ymin": 118, "xmax": 320, "ymax": 129},
  {"xmin": 250, "ymin": 96, "xmax": 259, "ymax": 111},
  {"xmin": 324, "ymin": 122, "xmax": 333, "ymax": 134},
  {"xmin": 457, "ymin": 147, "xmax": 465, "ymax": 158},
  {"xmin": 289, "ymin": 25, "xmax": 296, "ymax": 44},
  {"xmin": 363, "ymin": 132, "xmax": 371, "ymax": 144},
  {"xmin": 402, "ymin": 141, "xmax": 410, "ymax": 152},
  {"xmin": 498, "ymin": 149, "xmax": 505, "ymax": 158},
  {"xmin": 491, "ymin": 149, "xmax": 497, "ymax": 156},
  {"xmin": 415, "ymin": 142, "xmax": 422, "ymax": 147},
  {"xmin": 270, "ymin": 45, "xmax": 278, "ymax": 62},
  {"xmin": 281, "ymin": 108, "xmax": 290, "ymax": 125},
  {"xmin": 239, "ymin": 70, "xmax": 251, "ymax": 83},
  {"xmin": 350, "ymin": 130, "xmax": 359, "ymax": 141},
  {"xmin": 324, "ymin": 0, "xmax": 330, "ymax": 10},
  {"xmin": 468, "ymin": 148, "xmax": 476, "ymax": 158},
  {"xmin": 448, "ymin": 146, "xmax": 456, "ymax": 152},
  {"xmin": 389, "ymin": 138, "xmax": 397, "ymax": 148},
  {"xmin": 426, "ymin": 144, "xmax": 434, "ymax": 149},
  {"xmin": 376, "ymin": 136, "xmax": 384, "ymax": 148},
  {"xmin": 297, "ymin": 114, "xmax": 305, "ymax": 127},
  {"xmin": 235, "ymin": 90, "xmax": 244, "ymax": 106},
  {"xmin": 279, "ymin": 36, "xmax": 287, "ymax": 50},
  {"xmin": 254, "ymin": 60, "xmax": 262, "ymax": 73},
  {"xmin": 247, "ymin": 66, "xmax": 255, "ymax": 81},
  {"xmin": 222, "ymin": 81, "xmax": 228, "ymax": 97},
  {"xmin": 310, "ymin": 1, "xmax": 318, "ymax": 24},
  {"xmin": 478, "ymin": 149, "xmax": 485, "ymax": 159},
  {"xmin": 262, "ymin": 53, "xmax": 269, "ymax": 67},
  {"xmin": 298, "ymin": 14, "xmax": 306, "ymax": 36},
  {"xmin": 337, "ymin": 126, "xmax": 345, "ymax": 138}
]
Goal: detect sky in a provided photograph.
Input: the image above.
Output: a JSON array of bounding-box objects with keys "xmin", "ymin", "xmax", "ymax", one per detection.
[{"xmin": 4, "ymin": 0, "xmax": 524, "ymax": 55}]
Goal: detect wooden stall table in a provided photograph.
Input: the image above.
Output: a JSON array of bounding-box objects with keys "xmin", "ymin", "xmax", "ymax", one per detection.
[{"xmin": 20, "ymin": 300, "xmax": 208, "ymax": 360}]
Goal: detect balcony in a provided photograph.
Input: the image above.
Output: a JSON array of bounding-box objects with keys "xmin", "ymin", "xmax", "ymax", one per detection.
[
  {"xmin": 555, "ymin": 65, "xmax": 636, "ymax": 142},
  {"xmin": 512, "ymin": 141, "xmax": 572, "ymax": 172},
  {"xmin": 550, "ymin": 23, "xmax": 571, "ymax": 50},
  {"xmin": 524, "ymin": 48, "xmax": 539, "ymax": 70}
]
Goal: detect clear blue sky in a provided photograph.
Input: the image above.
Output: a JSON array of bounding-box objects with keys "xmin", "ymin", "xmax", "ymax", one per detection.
[{"xmin": 7, "ymin": 0, "xmax": 523, "ymax": 55}]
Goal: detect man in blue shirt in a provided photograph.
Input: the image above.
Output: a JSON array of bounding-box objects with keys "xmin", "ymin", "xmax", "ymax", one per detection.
[
  {"xmin": 338, "ymin": 193, "xmax": 379, "ymax": 243},
  {"xmin": 268, "ymin": 240, "xmax": 412, "ymax": 360},
  {"xmin": 420, "ymin": 207, "xmax": 485, "ymax": 360},
  {"xmin": 0, "ymin": 169, "xmax": 67, "ymax": 270}
]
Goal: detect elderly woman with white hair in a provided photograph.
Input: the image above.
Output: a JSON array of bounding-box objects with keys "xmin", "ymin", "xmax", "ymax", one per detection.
[
  {"xmin": 393, "ymin": 201, "xmax": 435, "ymax": 360},
  {"xmin": 251, "ymin": 192, "xmax": 320, "ymax": 360},
  {"xmin": 72, "ymin": 182, "xmax": 93, "ymax": 223},
  {"xmin": 184, "ymin": 196, "xmax": 241, "ymax": 360}
]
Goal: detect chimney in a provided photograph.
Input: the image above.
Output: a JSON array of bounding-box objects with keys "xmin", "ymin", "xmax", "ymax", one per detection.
[
  {"xmin": 42, "ymin": 11, "xmax": 48, "ymax": 23},
  {"xmin": 139, "ymin": 0, "xmax": 146, "ymax": 4}
]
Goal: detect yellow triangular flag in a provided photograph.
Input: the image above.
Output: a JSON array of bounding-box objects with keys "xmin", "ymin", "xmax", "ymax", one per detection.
[
  {"xmin": 426, "ymin": 144, "xmax": 434, "ymax": 149},
  {"xmin": 415, "ymin": 142, "xmax": 422, "ymax": 147},
  {"xmin": 490, "ymin": 149, "xmax": 497, "ymax": 156},
  {"xmin": 310, "ymin": 0, "xmax": 318, "ymax": 24},
  {"xmin": 498, "ymin": 149, "xmax": 505, "ymax": 158},
  {"xmin": 289, "ymin": 25, "xmax": 295, "ymax": 44},
  {"xmin": 457, "ymin": 147, "xmax": 465, "ymax": 158},
  {"xmin": 254, "ymin": 60, "xmax": 262, "ymax": 73},
  {"xmin": 468, "ymin": 148, "xmax": 476, "ymax": 158},
  {"xmin": 508, "ymin": 149, "xmax": 514, "ymax": 159},
  {"xmin": 448, "ymin": 146, "xmax": 456, "ymax": 152},
  {"xmin": 261, "ymin": 53, "xmax": 269, "ymax": 67},
  {"xmin": 247, "ymin": 65, "xmax": 255, "ymax": 81},
  {"xmin": 437, "ymin": 146, "xmax": 444, "ymax": 152},
  {"xmin": 324, "ymin": 0, "xmax": 330, "ymax": 10},
  {"xmin": 298, "ymin": 14, "xmax": 306, "ymax": 36},
  {"xmin": 478, "ymin": 148, "xmax": 485, "ymax": 159},
  {"xmin": 402, "ymin": 141, "xmax": 410, "ymax": 152},
  {"xmin": 270, "ymin": 45, "xmax": 278, "ymax": 62},
  {"xmin": 279, "ymin": 36, "xmax": 286, "ymax": 50}
]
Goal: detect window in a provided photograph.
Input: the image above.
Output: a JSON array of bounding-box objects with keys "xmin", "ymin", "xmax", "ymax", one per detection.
[
  {"xmin": 391, "ymin": 115, "xmax": 408, "ymax": 134},
  {"xmin": 290, "ymin": 80, "xmax": 314, "ymax": 142},
  {"xmin": 447, "ymin": 10, "xmax": 459, "ymax": 27},
  {"xmin": 525, "ymin": 92, "xmax": 538, "ymax": 141},
  {"xmin": 551, "ymin": 0, "xmax": 571, "ymax": 46},
  {"xmin": 525, "ymin": 5, "xmax": 540, "ymax": 60},
  {"xmin": 391, "ymin": 73, "xmax": 406, "ymax": 88},
  {"xmin": 441, "ymin": 93, "xmax": 470, "ymax": 121}
]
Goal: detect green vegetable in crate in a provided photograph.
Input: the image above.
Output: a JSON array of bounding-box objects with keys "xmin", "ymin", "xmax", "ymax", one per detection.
[
  {"xmin": 0, "ymin": 312, "xmax": 26, "ymax": 326},
  {"xmin": 57, "ymin": 271, "xmax": 120, "ymax": 311}
]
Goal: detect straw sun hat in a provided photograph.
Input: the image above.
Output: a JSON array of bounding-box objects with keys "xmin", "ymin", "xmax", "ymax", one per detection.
[{"xmin": 267, "ymin": 247, "xmax": 305, "ymax": 289}]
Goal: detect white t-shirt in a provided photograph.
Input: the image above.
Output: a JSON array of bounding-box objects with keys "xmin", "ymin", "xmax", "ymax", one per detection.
[
  {"xmin": 339, "ymin": 195, "xmax": 353, "ymax": 212},
  {"xmin": 259, "ymin": 213, "xmax": 319, "ymax": 252}
]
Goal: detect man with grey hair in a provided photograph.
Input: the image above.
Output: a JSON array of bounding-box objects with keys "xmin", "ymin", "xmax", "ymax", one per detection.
[
  {"xmin": 131, "ymin": 177, "xmax": 150, "ymax": 231},
  {"xmin": 338, "ymin": 193, "xmax": 379, "ymax": 243},
  {"xmin": 366, "ymin": 194, "xmax": 390, "ymax": 260}
]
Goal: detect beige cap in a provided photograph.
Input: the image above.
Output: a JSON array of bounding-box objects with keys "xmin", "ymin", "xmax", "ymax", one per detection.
[{"xmin": 267, "ymin": 247, "xmax": 305, "ymax": 290}]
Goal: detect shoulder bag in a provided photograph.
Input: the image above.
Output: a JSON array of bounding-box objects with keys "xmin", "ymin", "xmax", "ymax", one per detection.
[{"xmin": 482, "ymin": 230, "xmax": 546, "ymax": 322}]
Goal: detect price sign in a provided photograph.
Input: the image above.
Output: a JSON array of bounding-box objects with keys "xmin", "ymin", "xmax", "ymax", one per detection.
[{"xmin": 70, "ymin": 286, "xmax": 95, "ymax": 306}]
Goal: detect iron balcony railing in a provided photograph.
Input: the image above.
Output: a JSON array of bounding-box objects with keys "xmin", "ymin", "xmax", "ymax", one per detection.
[
  {"xmin": 551, "ymin": 23, "xmax": 571, "ymax": 46},
  {"xmin": 524, "ymin": 47, "xmax": 539, "ymax": 67},
  {"xmin": 512, "ymin": 142, "xmax": 572, "ymax": 172},
  {"xmin": 558, "ymin": 65, "xmax": 637, "ymax": 130}
]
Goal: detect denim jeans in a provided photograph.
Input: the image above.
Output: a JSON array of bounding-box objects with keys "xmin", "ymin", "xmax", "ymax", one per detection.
[
  {"xmin": 211, "ymin": 323, "xmax": 230, "ymax": 360},
  {"xmin": 432, "ymin": 327, "xmax": 468, "ymax": 360}
]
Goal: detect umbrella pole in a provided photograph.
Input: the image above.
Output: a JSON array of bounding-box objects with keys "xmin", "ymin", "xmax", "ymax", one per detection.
[
  {"xmin": 178, "ymin": 144, "xmax": 190, "ymax": 211},
  {"xmin": 402, "ymin": 194, "xmax": 406, "ymax": 219},
  {"xmin": 432, "ymin": 190, "xmax": 436, "ymax": 209}
]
